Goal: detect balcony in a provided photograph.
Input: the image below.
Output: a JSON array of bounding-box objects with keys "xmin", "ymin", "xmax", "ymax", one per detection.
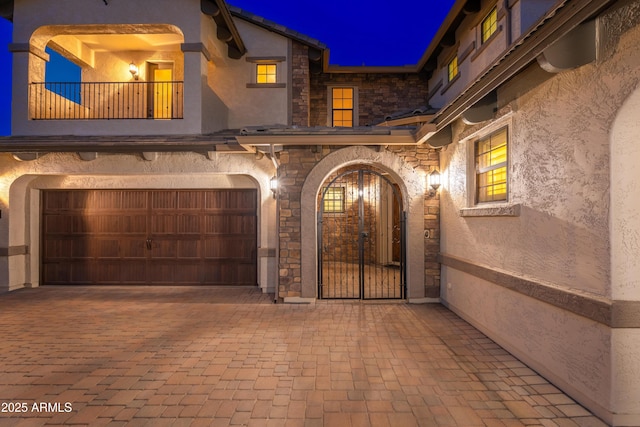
[{"xmin": 29, "ymin": 81, "xmax": 184, "ymax": 120}]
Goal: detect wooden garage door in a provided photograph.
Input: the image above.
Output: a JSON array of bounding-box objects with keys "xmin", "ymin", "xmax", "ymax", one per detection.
[{"xmin": 42, "ymin": 190, "xmax": 257, "ymax": 286}]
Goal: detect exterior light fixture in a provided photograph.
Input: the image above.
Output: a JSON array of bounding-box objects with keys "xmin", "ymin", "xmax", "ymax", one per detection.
[
  {"xmin": 270, "ymin": 176, "xmax": 278, "ymax": 198},
  {"xmin": 129, "ymin": 62, "xmax": 139, "ymax": 80},
  {"xmin": 427, "ymin": 169, "xmax": 441, "ymax": 196}
]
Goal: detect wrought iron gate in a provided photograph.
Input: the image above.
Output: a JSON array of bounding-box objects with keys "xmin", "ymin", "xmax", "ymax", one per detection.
[{"xmin": 318, "ymin": 168, "xmax": 406, "ymax": 299}]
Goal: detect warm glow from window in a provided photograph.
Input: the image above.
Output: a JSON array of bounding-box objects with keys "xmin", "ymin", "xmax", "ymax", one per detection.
[
  {"xmin": 332, "ymin": 88, "xmax": 354, "ymax": 127},
  {"xmin": 448, "ymin": 56, "xmax": 458, "ymax": 82},
  {"xmin": 256, "ymin": 64, "xmax": 277, "ymax": 84},
  {"xmin": 476, "ymin": 127, "xmax": 508, "ymax": 203},
  {"xmin": 482, "ymin": 7, "xmax": 498, "ymax": 43},
  {"xmin": 323, "ymin": 187, "xmax": 345, "ymax": 213}
]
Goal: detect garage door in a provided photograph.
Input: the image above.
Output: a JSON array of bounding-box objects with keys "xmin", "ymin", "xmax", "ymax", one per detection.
[{"xmin": 42, "ymin": 189, "xmax": 257, "ymax": 286}]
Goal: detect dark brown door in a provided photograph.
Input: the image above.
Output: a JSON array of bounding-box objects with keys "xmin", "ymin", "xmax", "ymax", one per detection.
[{"xmin": 41, "ymin": 189, "xmax": 257, "ymax": 286}]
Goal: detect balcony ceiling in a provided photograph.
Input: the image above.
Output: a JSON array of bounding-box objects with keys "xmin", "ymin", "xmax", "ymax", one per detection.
[{"xmin": 55, "ymin": 33, "xmax": 184, "ymax": 52}]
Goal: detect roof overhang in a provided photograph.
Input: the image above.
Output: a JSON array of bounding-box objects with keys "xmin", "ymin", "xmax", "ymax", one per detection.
[
  {"xmin": 201, "ymin": 0, "xmax": 246, "ymax": 59},
  {"xmin": 0, "ymin": 125, "xmax": 440, "ymax": 157},
  {"xmin": 236, "ymin": 129, "xmax": 420, "ymax": 148},
  {"xmin": 416, "ymin": 0, "xmax": 617, "ymax": 144},
  {"xmin": 0, "ymin": 0, "xmax": 12, "ymax": 21},
  {"xmin": 0, "ymin": 134, "xmax": 248, "ymax": 154}
]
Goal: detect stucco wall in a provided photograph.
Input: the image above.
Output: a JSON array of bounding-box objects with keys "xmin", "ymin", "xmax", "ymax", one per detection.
[
  {"xmin": 12, "ymin": 0, "xmax": 202, "ymax": 42},
  {"xmin": 440, "ymin": 2, "xmax": 640, "ymax": 424},
  {"xmin": 211, "ymin": 19, "xmax": 290, "ymax": 129}
]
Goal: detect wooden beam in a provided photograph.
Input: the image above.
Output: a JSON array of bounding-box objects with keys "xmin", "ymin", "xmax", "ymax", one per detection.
[
  {"xmin": 463, "ymin": 0, "xmax": 482, "ymax": 14},
  {"xmin": 440, "ymin": 32, "xmax": 456, "ymax": 47},
  {"xmin": 200, "ymin": 0, "xmax": 220, "ymax": 17},
  {"xmin": 216, "ymin": 26, "xmax": 233, "ymax": 43}
]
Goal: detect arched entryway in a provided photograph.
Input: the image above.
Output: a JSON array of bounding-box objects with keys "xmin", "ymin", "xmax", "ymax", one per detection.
[
  {"xmin": 299, "ymin": 146, "xmax": 429, "ymax": 301},
  {"xmin": 318, "ymin": 166, "xmax": 405, "ymax": 299}
]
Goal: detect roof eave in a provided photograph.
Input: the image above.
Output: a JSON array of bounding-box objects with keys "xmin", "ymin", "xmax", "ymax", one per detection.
[
  {"xmin": 201, "ymin": 0, "xmax": 246, "ymax": 59},
  {"xmin": 417, "ymin": 0, "xmax": 617, "ymax": 144},
  {"xmin": 236, "ymin": 129, "xmax": 426, "ymax": 148},
  {"xmin": 0, "ymin": 0, "xmax": 13, "ymax": 21}
]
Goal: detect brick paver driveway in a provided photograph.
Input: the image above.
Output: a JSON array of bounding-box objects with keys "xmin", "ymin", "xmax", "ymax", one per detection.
[{"xmin": 0, "ymin": 286, "xmax": 606, "ymax": 426}]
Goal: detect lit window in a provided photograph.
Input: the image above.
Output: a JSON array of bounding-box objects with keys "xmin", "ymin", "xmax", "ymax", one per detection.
[
  {"xmin": 256, "ymin": 64, "xmax": 277, "ymax": 84},
  {"xmin": 322, "ymin": 187, "xmax": 345, "ymax": 213},
  {"xmin": 481, "ymin": 7, "xmax": 498, "ymax": 43},
  {"xmin": 447, "ymin": 56, "xmax": 458, "ymax": 82},
  {"xmin": 476, "ymin": 127, "xmax": 508, "ymax": 203},
  {"xmin": 332, "ymin": 88, "xmax": 354, "ymax": 127}
]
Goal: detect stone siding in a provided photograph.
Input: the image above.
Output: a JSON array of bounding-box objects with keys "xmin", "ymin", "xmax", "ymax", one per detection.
[
  {"xmin": 310, "ymin": 73, "xmax": 430, "ymax": 126},
  {"xmin": 290, "ymin": 42, "xmax": 310, "ymax": 126},
  {"xmin": 277, "ymin": 145, "xmax": 440, "ymax": 299}
]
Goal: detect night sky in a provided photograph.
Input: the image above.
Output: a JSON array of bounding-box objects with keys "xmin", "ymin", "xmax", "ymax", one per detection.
[{"xmin": 0, "ymin": 1, "xmax": 455, "ymax": 136}]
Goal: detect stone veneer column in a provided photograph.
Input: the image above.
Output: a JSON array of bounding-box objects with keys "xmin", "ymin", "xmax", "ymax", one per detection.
[{"xmin": 290, "ymin": 42, "xmax": 310, "ymax": 127}]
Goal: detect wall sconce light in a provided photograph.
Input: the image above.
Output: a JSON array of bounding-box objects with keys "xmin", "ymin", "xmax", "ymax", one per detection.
[
  {"xmin": 270, "ymin": 176, "xmax": 278, "ymax": 199},
  {"xmin": 428, "ymin": 169, "xmax": 441, "ymax": 196},
  {"xmin": 129, "ymin": 62, "xmax": 139, "ymax": 80}
]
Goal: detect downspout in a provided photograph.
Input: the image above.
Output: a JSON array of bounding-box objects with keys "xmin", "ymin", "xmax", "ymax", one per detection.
[
  {"xmin": 270, "ymin": 144, "xmax": 280, "ymax": 303},
  {"xmin": 504, "ymin": 0, "xmax": 512, "ymax": 46}
]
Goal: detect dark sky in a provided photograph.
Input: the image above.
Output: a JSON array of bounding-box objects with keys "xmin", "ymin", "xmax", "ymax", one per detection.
[{"xmin": 0, "ymin": 1, "xmax": 455, "ymax": 136}]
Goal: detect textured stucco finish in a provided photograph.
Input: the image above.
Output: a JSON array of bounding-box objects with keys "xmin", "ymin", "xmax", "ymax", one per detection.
[
  {"xmin": 0, "ymin": 151, "xmax": 278, "ymax": 293},
  {"xmin": 440, "ymin": 3, "xmax": 640, "ymax": 424},
  {"xmin": 441, "ymin": 268, "xmax": 612, "ymax": 417},
  {"xmin": 212, "ymin": 19, "xmax": 289, "ymax": 129}
]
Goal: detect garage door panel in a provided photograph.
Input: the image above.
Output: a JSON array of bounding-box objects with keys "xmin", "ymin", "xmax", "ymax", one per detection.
[
  {"xmin": 148, "ymin": 261, "xmax": 201, "ymax": 284},
  {"xmin": 204, "ymin": 214, "xmax": 256, "ymax": 235},
  {"xmin": 94, "ymin": 238, "xmax": 120, "ymax": 258},
  {"xmin": 204, "ymin": 237, "xmax": 255, "ymax": 260},
  {"xmin": 114, "ymin": 261, "xmax": 147, "ymax": 283},
  {"xmin": 42, "ymin": 189, "xmax": 257, "ymax": 286},
  {"xmin": 69, "ymin": 262, "xmax": 93, "ymax": 284},
  {"xmin": 151, "ymin": 215, "xmax": 201, "ymax": 234},
  {"xmin": 119, "ymin": 240, "xmax": 147, "ymax": 258},
  {"xmin": 237, "ymin": 263, "xmax": 257, "ymax": 285}
]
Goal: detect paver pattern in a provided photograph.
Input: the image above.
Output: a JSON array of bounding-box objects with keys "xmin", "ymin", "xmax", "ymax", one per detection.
[{"xmin": 0, "ymin": 286, "xmax": 607, "ymax": 426}]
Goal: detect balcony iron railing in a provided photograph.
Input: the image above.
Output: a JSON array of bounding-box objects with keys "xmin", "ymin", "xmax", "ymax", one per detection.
[{"xmin": 29, "ymin": 81, "xmax": 184, "ymax": 120}]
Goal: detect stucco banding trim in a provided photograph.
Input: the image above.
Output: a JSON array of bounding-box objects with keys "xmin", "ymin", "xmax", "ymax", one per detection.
[
  {"xmin": 440, "ymin": 253, "xmax": 640, "ymax": 328},
  {"xmin": 0, "ymin": 245, "xmax": 29, "ymax": 257}
]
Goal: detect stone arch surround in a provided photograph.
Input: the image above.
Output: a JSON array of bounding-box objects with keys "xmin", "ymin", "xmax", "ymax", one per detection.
[{"xmin": 299, "ymin": 146, "xmax": 429, "ymax": 300}]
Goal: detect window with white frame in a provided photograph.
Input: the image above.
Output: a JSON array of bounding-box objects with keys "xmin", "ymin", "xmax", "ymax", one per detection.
[{"xmin": 475, "ymin": 126, "xmax": 508, "ymax": 203}]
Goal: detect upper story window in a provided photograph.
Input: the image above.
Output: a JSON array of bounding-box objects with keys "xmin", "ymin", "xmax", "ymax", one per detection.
[
  {"xmin": 246, "ymin": 56, "xmax": 286, "ymax": 88},
  {"xmin": 256, "ymin": 64, "xmax": 277, "ymax": 84},
  {"xmin": 481, "ymin": 7, "xmax": 498, "ymax": 43},
  {"xmin": 331, "ymin": 87, "xmax": 355, "ymax": 127},
  {"xmin": 475, "ymin": 127, "xmax": 508, "ymax": 203},
  {"xmin": 447, "ymin": 56, "xmax": 459, "ymax": 82}
]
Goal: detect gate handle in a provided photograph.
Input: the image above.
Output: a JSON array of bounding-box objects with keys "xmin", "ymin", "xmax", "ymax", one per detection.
[{"xmin": 146, "ymin": 238, "xmax": 152, "ymax": 250}]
